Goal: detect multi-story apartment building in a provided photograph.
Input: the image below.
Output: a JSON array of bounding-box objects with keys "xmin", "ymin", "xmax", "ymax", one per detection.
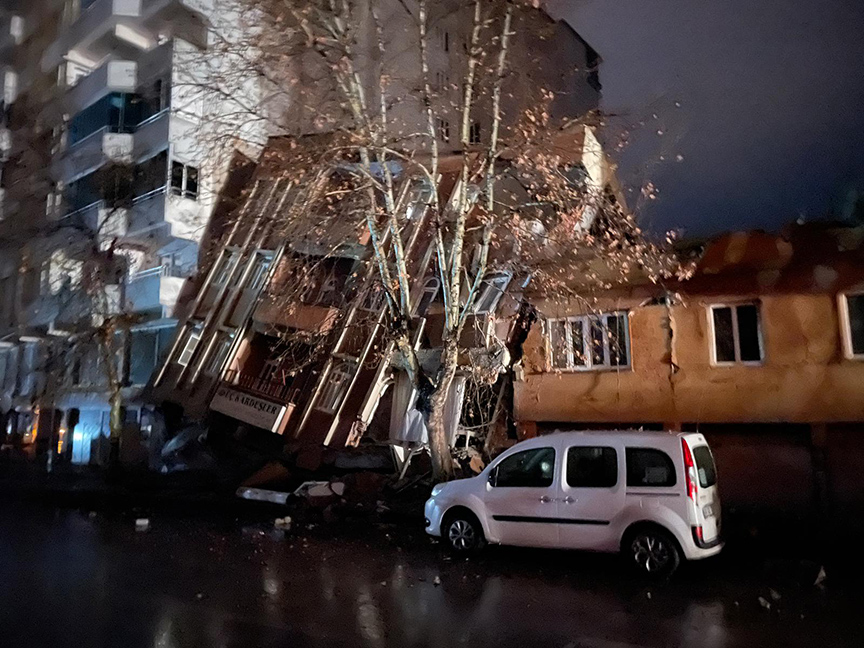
[
  {"xmin": 146, "ymin": 4, "xmax": 608, "ymax": 465},
  {"xmin": 0, "ymin": 0, "xmax": 257, "ymax": 463},
  {"xmin": 2, "ymin": 0, "xmax": 603, "ymax": 465},
  {"xmin": 515, "ymin": 224, "xmax": 864, "ymax": 517}
]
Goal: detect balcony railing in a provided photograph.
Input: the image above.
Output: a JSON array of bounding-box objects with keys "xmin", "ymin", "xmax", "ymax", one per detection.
[
  {"xmin": 128, "ymin": 263, "xmax": 194, "ymax": 281},
  {"xmin": 65, "ymin": 60, "xmax": 137, "ymax": 116},
  {"xmin": 125, "ymin": 266, "xmax": 186, "ymax": 313},
  {"xmin": 223, "ymin": 369, "xmax": 297, "ymax": 403}
]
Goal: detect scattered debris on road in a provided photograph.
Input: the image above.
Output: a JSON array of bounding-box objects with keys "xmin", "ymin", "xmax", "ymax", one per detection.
[
  {"xmin": 135, "ymin": 518, "xmax": 150, "ymax": 532},
  {"xmin": 274, "ymin": 517, "xmax": 292, "ymax": 530},
  {"xmin": 236, "ymin": 487, "xmax": 290, "ymax": 505}
]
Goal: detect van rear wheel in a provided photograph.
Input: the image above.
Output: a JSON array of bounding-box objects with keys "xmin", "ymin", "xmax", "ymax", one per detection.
[
  {"xmin": 443, "ymin": 510, "xmax": 486, "ymax": 555},
  {"xmin": 626, "ymin": 527, "xmax": 681, "ymax": 577}
]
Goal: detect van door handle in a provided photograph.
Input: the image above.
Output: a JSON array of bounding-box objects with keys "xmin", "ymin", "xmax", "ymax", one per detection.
[
  {"xmin": 539, "ymin": 495, "xmax": 553, "ymax": 503},
  {"xmin": 561, "ymin": 496, "xmax": 575, "ymax": 504}
]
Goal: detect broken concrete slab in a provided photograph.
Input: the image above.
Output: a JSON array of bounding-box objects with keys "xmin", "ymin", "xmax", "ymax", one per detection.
[{"xmin": 236, "ymin": 487, "xmax": 290, "ymax": 505}]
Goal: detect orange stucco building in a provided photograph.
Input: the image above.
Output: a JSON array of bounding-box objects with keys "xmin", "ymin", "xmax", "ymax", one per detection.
[{"xmin": 515, "ymin": 225, "xmax": 864, "ymax": 516}]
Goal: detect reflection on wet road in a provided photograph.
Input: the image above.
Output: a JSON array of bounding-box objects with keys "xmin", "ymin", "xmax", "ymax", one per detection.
[{"xmin": 0, "ymin": 502, "xmax": 860, "ymax": 648}]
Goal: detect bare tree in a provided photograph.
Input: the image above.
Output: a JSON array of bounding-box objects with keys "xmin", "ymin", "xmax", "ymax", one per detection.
[{"xmin": 186, "ymin": 0, "xmax": 681, "ymax": 479}]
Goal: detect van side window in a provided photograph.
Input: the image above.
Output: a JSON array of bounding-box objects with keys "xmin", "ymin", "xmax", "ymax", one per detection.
[
  {"xmin": 566, "ymin": 446, "xmax": 617, "ymax": 488},
  {"xmin": 492, "ymin": 448, "xmax": 556, "ymax": 488},
  {"xmin": 626, "ymin": 448, "xmax": 676, "ymax": 487}
]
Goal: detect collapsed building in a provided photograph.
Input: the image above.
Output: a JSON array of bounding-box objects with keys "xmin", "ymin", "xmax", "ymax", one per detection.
[{"xmin": 149, "ymin": 124, "xmax": 624, "ymax": 472}]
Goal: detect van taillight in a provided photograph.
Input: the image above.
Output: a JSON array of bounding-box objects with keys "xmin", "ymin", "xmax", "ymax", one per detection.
[{"xmin": 682, "ymin": 439, "xmax": 697, "ymax": 501}]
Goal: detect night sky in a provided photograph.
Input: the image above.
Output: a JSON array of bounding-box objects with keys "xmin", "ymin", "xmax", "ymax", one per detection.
[{"xmin": 548, "ymin": 0, "xmax": 864, "ymax": 236}]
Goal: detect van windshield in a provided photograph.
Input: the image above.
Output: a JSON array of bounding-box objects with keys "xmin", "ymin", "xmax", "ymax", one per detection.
[{"xmin": 692, "ymin": 445, "xmax": 717, "ymax": 488}]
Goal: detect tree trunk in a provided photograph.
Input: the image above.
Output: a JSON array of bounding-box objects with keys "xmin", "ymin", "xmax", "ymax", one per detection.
[
  {"xmin": 108, "ymin": 389, "xmax": 122, "ymax": 469},
  {"xmin": 428, "ymin": 338, "xmax": 458, "ymax": 480}
]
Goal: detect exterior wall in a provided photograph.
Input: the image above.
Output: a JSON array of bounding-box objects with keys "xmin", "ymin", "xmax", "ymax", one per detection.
[
  {"xmin": 516, "ymin": 293, "xmax": 864, "ymax": 426},
  {"xmin": 515, "ymin": 267, "xmax": 864, "ymax": 515},
  {"xmin": 0, "ymin": 0, "xmax": 247, "ymax": 462}
]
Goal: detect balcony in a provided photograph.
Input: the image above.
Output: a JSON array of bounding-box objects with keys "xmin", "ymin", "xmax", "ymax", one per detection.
[
  {"xmin": 138, "ymin": 0, "xmax": 208, "ymax": 50},
  {"xmin": 125, "ymin": 186, "xmax": 205, "ymax": 245},
  {"xmin": 55, "ymin": 128, "xmax": 133, "ymax": 182},
  {"xmin": 66, "ymin": 60, "xmax": 138, "ymax": 116},
  {"xmin": 58, "ymin": 201, "xmax": 129, "ymax": 242},
  {"xmin": 43, "ymin": 0, "xmax": 207, "ymax": 71},
  {"xmin": 0, "ymin": 15, "xmax": 23, "ymax": 64},
  {"xmin": 131, "ymin": 109, "xmax": 169, "ymax": 160},
  {"xmin": 223, "ymin": 369, "xmax": 298, "ymax": 404},
  {"xmin": 125, "ymin": 265, "xmax": 188, "ymax": 316},
  {"xmin": 253, "ymin": 300, "xmax": 341, "ymax": 334},
  {"xmin": 42, "ymin": 0, "xmax": 143, "ymax": 70}
]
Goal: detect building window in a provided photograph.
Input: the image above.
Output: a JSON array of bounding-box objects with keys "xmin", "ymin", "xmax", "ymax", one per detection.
[
  {"xmin": 473, "ymin": 272, "xmax": 510, "ymax": 314},
  {"xmin": 414, "ymin": 277, "xmax": 440, "ymax": 317},
  {"xmin": 547, "ymin": 311, "xmax": 630, "ymax": 371},
  {"xmin": 406, "ymin": 184, "xmax": 433, "ymax": 220},
  {"xmin": 317, "ymin": 361, "xmax": 356, "ymax": 414},
  {"xmin": 177, "ymin": 327, "xmax": 201, "ymax": 367},
  {"xmin": 361, "ymin": 283, "xmax": 386, "ymax": 311},
  {"xmin": 469, "ymin": 121, "xmax": 481, "ymax": 145},
  {"xmin": 842, "ymin": 293, "xmax": 864, "ymax": 358},
  {"xmin": 437, "ymin": 118, "xmax": 450, "ymax": 143},
  {"xmin": 710, "ymin": 303, "xmax": 762, "ymax": 364},
  {"xmin": 67, "ymin": 92, "xmax": 147, "ymax": 145},
  {"xmin": 316, "ymin": 275, "xmax": 339, "ymax": 306},
  {"xmin": 246, "ymin": 253, "xmax": 274, "ymax": 291},
  {"xmin": 170, "ymin": 161, "xmax": 199, "ymax": 200},
  {"xmin": 210, "ymin": 250, "xmax": 238, "ymax": 286},
  {"xmin": 205, "ymin": 333, "xmax": 234, "ymax": 376},
  {"xmin": 152, "ymin": 78, "xmax": 170, "ymax": 113}
]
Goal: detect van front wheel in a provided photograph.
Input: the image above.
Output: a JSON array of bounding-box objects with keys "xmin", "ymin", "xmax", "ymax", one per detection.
[
  {"xmin": 443, "ymin": 510, "xmax": 486, "ymax": 555},
  {"xmin": 626, "ymin": 527, "xmax": 681, "ymax": 577}
]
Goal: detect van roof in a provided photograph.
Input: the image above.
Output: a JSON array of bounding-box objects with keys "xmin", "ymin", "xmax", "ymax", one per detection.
[{"xmin": 506, "ymin": 430, "xmax": 707, "ymax": 451}]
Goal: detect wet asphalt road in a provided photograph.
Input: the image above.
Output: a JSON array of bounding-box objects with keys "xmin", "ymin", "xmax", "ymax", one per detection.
[{"xmin": 0, "ymin": 500, "xmax": 861, "ymax": 648}]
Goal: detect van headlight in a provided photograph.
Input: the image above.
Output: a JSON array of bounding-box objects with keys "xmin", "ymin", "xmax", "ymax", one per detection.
[{"xmin": 431, "ymin": 483, "xmax": 445, "ymax": 498}]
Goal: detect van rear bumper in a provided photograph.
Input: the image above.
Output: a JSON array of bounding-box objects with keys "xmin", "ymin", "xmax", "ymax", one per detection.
[{"xmin": 691, "ymin": 526, "xmax": 723, "ymax": 550}]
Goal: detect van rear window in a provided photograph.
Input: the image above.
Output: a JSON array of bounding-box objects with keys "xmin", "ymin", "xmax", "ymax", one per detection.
[
  {"xmin": 692, "ymin": 445, "xmax": 717, "ymax": 488},
  {"xmin": 625, "ymin": 448, "xmax": 676, "ymax": 487}
]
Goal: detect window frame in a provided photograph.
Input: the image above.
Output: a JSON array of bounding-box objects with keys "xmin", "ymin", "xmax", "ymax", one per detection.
[
  {"xmin": 839, "ymin": 292, "xmax": 864, "ymax": 360},
  {"xmin": 469, "ymin": 121, "xmax": 481, "ymax": 145},
  {"xmin": 708, "ymin": 302, "xmax": 764, "ymax": 366},
  {"xmin": 176, "ymin": 327, "xmax": 201, "ymax": 367},
  {"xmin": 170, "ymin": 161, "xmax": 199, "ymax": 201},
  {"xmin": 204, "ymin": 332, "xmax": 235, "ymax": 377},
  {"xmin": 210, "ymin": 249, "xmax": 238, "ymax": 287},
  {"xmin": 472, "ymin": 271, "xmax": 511, "ymax": 315},
  {"xmin": 316, "ymin": 360, "xmax": 356, "ymax": 414},
  {"xmin": 246, "ymin": 252, "xmax": 274, "ymax": 291},
  {"xmin": 436, "ymin": 118, "xmax": 451, "ymax": 143},
  {"xmin": 413, "ymin": 277, "xmax": 440, "ymax": 317},
  {"xmin": 546, "ymin": 311, "xmax": 631, "ymax": 372}
]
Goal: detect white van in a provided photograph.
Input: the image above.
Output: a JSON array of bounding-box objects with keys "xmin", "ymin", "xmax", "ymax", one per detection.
[{"xmin": 425, "ymin": 430, "xmax": 722, "ymax": 576}]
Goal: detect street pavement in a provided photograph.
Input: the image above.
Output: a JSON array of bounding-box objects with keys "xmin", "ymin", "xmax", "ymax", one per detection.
[{"xmin": 0, "ymin": 498, "xmax": 860, "ymax": 648}]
